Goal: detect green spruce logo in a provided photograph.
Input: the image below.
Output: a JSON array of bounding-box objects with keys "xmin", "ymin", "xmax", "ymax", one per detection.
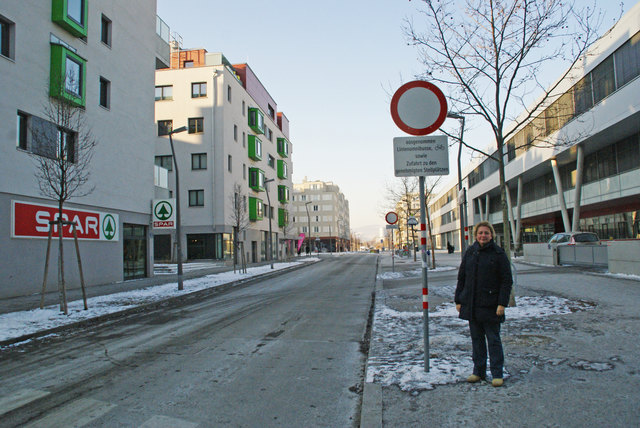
[
  {"xmin": 102, "ymin": 214, "xmax": 116, "ymax": 240},
  {"xmin": 154, "ymin": 201, "xmax": 173, "ymax": 220}
]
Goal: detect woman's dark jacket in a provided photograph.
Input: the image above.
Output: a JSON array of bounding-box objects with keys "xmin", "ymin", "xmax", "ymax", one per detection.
[{"xmin": 455, "ymin": 240, "xmax": 512, "ymax": 323}]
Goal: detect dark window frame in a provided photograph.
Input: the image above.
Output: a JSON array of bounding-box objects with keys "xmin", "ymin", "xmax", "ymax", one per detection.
[
  {"xmin": 189, "ymin": 189, "xmax": 205, "ymax": 207},
  {"xmin": 157, "ymin": 120, "xmax": 173, "ymax": 136},
  {"xmin": 191, "ymin": 82, "xmax": 207, "ymax": 98},
  {"xmin": 155, "ymin": 155, "xmax": 173, "ymax": 171},
  {"xmin": 101, "ymin": 14, "xmax": 112, "ymax": 47},
  {"xmin": 99, "ymin": 76, "xmax": 110, "ymax": 109},
  {"xmin": 191, "ymin": 152, "xmax": 207, "ymax": 170},
  {"xmin": 188, "ymin": 117, "xmax": 204, "ymax": 134}
]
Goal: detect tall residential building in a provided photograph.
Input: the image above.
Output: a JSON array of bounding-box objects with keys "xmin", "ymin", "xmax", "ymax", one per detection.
[
  {"xmin": 154, "ymin": 48, "xmax": 294, "ymax": 263},
  {"xmin": 0, "ymin": 1, "xmax": 170, "ymax": 299},
  {"xmin": 429, "ymin": 3, "xmax": 640, "ymax": 250},
  {"xmin": 292, "ymin": 178, "xmax": 351, "ymax": 252}
]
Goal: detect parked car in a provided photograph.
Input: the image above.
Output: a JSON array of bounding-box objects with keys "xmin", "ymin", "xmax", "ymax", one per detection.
[{"xmin": 547, "ymin": 232, "xmax": 601, "ymax": 249}]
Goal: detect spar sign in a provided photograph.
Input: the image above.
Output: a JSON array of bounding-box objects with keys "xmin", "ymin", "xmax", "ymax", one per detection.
[
  {"xmin": 11, "ymin": 200, "xmax": 119, "ymax": 241},
  {"xmin": 152, "ymin": 199, "xmax": 175, "ymax": 229}
]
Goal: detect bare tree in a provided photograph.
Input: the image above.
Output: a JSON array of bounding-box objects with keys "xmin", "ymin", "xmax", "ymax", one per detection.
[
  {"xmin": 228, "ymin": 183, "xmax": 250, "ymax": 272},
  {"xmin": 405, "ymin": 0, "xmax": 606, "ymax": 259},
  {"xmin": 30, "ymin": 88, "xmax": 97, "ymax": 314}
]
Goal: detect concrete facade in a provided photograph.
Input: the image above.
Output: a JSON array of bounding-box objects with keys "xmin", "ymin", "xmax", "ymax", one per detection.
[
  {"xmin": 429, "ymin": 4, "xmax": 640, "ymax": 251},
  {"xmin": 154, "ymin": 50, "xmax": 295, "ymax": 263},
  {"xmin": 292, "ymin": 178, "xmax": 351, "ymax": 252},
  {"xmin": 0, "ymin": 1, "xmax": 169, "ymax": 298}
]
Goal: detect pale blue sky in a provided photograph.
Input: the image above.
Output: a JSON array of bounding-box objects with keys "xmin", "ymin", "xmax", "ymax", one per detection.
[{"xmin": 157, "ymin": 0, "xmax": 634, "ymax": 240}]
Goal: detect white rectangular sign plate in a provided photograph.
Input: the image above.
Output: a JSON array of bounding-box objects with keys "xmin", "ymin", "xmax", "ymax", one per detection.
[{"xmin": 393, "ymin": 136, "xmax": 449, "ymax": 177}]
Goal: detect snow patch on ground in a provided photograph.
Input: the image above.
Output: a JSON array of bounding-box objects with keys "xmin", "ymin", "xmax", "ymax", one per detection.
[
  {"xmin": 366, "ymin": 292, "xmax": 594, "ymax": 392},
  {"xmin": 0, "ymin": 260, "xmax": 316, "ymax": 343}
]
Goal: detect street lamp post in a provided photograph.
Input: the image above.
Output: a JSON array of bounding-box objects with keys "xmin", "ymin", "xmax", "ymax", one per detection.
[
  {"xmin": 167, "ymin": 125, "xmax": 188, "ymax": 290},
  {"xmin": 447, "ymin": 112, "xmax": 468, "ymax": 254},
  {"xmin": 264, "ymin": 178, "xmax": 275, "ymax": 269},
  {"xmin": 304, "ymin": 201, "xmax": 312, "ymax": 256}
]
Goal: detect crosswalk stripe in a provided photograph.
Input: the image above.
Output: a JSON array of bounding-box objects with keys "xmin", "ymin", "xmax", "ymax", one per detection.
[
  {"xmin": 0, "ymin": 388, "xmax": 50, "ymax": 416},
  {"xmin": 24, "ymin": 397, "xmax": 116, "ymax": 428},
  {"xmin": 139, "ymin": 414, "xmax": 199, "ymax": 428}
]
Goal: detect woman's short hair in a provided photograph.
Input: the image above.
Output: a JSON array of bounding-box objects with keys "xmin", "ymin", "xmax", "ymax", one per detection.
[{"xmin": 474, "ymin": 221, "xmax": 496, "ymax": 239}]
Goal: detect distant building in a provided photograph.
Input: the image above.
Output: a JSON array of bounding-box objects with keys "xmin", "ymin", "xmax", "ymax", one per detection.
[
  {"xmin": 292, "ymin": 178, "xmax": 351, "ymax": 252},
  {"xmin": 0, "ymin": 1, "xmax": 169, "ymax": 298},
  {"xmin": 429, "ymin": 3, "xmax": 640, "ymax": 250},
  {"xmin": 154, "ymin": 48, "xmax": 294, "ymax": 263}
]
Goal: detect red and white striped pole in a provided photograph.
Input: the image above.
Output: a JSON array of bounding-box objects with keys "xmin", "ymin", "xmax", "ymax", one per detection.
[{"xmin": 419, "ymin": 176, "xmax": 430, "ymax": 372}]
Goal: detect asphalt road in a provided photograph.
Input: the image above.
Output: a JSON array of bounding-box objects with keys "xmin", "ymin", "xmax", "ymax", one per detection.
[{"xmin": 0, "ymin": 254, "xmax": 378, "ymax": 427}]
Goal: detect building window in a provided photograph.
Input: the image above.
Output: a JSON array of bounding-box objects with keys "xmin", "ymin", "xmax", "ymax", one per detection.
[
  {"xmin": 155, "ymin": 85, "xmax": 173, "ymax": 101},
  {"xmin": 101, "ymin": 14, "xmax": 112, "ymax": 47},
  {"xmin": 155, "ymin": 155, "xmax": 172, "ymax": 171},
  {"xmin": 227, "ymin": 85, "xmax": 232, "ymax": 102},
  {"xmin": 157, "ymin": 120, "xmax": 173, "ymax": 136},
  {"xmin": 234, "ymin": 124, "xmax": 238, "ymax": 141},
  {"xmin": 242, "ymin": 132, "xmax": 246, "ymax": 147},
  {"xmin": 248, "ymin": 135, "xmax": 262, "ymax": 160},
  {"xmin": 50, "ymin": 44, "xmax": 86, "ymax": 107},
  {"xmin": 192, "ymin": 153, "xmax": 207, "ymax": 170},
  {"xmin": 0, "ymin": 15, "xmax": 15, "ymax": 59},
  {"xmin": 56, "ymin": 128, "xmax": 76, "ymax": 162},
  {"xmin": 248, "ymin": 107, "xmax": 265, "ymax": 134},
  {"xmin": 242, "ymin": 101, "xmax": 246, "ymax": 116},
  {"xmin": 243, "ymin": 163, "xmax": 246, "ymax": 180},
  {"xmin": 52, "ymin": 0, "xmax": 87, "ymax": 38},
  {"xmin": 228, "ymin": 155, "xmax": 232, "ymax": 172},
  {"xmin": 184, "ymin": 60, "xmax": 194, "ymax": 68},
  {"xmin": 268, "ymin": 104, "xmax": 275, "ymax": 119},
  {"xmin": 189, "ymin": 190, "xmax": 204, "ymax": 206},
  {"xmin": 17, "ymin": 112, "xmax": 29, "ymax": 150},
  {"xmin": 614, "ymin": 32, "xmax": 640, "ymax": 89},
  {"xmin": 249, "ymin": 168, "xmax": 265, "ymax": 192},
  {"xmin": 268, "ymin": 155, "xmax": 275, "ymax": 168},
  {"xmin": 266, "ymin": 127, "xmax": 273, "ymax": 141},
  {"xmin": 592, "ymin": 56, "xmax": 615, "ymax": 105},
  {"xmin": 188, "ymin": 117, "xmax": 204, "ymax": 134},
  {"xmin": 99, "ymin": 77, "xmax": 110, "ymax": 109},
  {"xmin": 192, "ymin": 82, "xmax": 207, "ymax": 98}
]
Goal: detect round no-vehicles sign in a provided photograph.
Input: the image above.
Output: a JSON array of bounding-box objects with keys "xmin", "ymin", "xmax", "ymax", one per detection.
[
  {"xmin": 385, "ymin": 211, "xmax": 399, "ymax": 225},
  {"xmin": 152, "ymin": 199, "xmax": 175, "ymax": 228},
  {"xmin": 390, "ymin": 81, "xmax": 448, "ymax": 136}
]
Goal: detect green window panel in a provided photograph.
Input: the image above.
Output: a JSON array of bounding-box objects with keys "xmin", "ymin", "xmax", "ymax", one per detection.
[
  {"xmin": 248, "ymin": 107, "xmax": 265, "ymax": 134},
  {"xmin": 52, "ymin": 0, "xmax": 88, "ymax": 38},
  {"xmin": 277, "ymin": 159, "xmax": 288, "ymax": 179},
  {"xmin": 50, "ymin": 44, "xmax": 86, "ymax": 107},
  {"xmin": 277, "ymin": 137, "xmax": 289, "ymax": 158},
  {"xmin": 248, "ymin": 135, "xmax": 262, "ymax": 161},
  {"xmin": 278, "ymin": 208, "xmax": 288, "ymax": 228},
  {"xmin": 249, "ymin": 197, "xmax": 264, "ymax": 221},
  {"xmin": 277, "ymin": 185, "xmax": 289, "ymax": 204},
  {"xmin": 249, "ymin": 167, "xmax": 265, "ymax": 192}
]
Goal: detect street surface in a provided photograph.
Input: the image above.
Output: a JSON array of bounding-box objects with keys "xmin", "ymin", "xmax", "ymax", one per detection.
[
  {"xmin": 371, "ymin": 252, "xmax": 640, "ymax": 427},
  {"xmin": 0, "ymin": 254, "xmax": 377, "ymax": 427}
]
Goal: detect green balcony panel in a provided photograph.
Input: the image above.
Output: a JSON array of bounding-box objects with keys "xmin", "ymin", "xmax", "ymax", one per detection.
[
  {"xmin": 249, "ymin": 197, "xmax": 264, "ymax": 221},
  {"xmin": 248, "ymin": 135, "xmax": 262, "ymax": 161},
  {"xmin": 278, "ymin": 208, "xmax": 288, "ymax": 228},
  {"xmin": 277, "ymin": 159, "xmax": 288, "ymax": 179},
  {"xmin": 248, "ymin": 107, "xmax": 265, "ymax": 134},
  {"xmin": 50, "ymin": 44, "xmax": 86, "ymax": 107},
  {"xmin": 249, "ymin": 167, "xmax": 265, "ymax": 192},
  {"xmin": 278, "ymin": 185, "xmax": 290, "ymax": 204},
  {"xmin": 52, "ymin": 0, "xmax": 88, "ymax": 38},
  {"xmin": 277, "ymin": 137, "xmax": 289, "ymax": 158}
]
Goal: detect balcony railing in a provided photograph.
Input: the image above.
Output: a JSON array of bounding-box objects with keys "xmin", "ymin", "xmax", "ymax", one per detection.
[{"xmin": 156, "ymin": 16, "xmax": 170, "ymax": 43}]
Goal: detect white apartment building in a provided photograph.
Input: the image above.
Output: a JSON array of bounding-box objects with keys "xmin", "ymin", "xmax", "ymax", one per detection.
[
  {"xmin": 292, "ymin": 178, "xmax": 351, "ymax": 252},
  {"xmin": 0, "ymin": 1, "xmax": 170, "ymax": 298},
  {"xmin": 154, "ymin": 49, "xmax": 294, "ymax": 263},
  {"xmin": 429, "ymin": 3, "xmax": 640, "ymax": 250}
]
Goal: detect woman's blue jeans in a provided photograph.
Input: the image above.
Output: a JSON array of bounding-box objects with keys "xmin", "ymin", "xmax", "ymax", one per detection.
[{"xmin": 469, "ymin": 319, "xmax": 504, "ymax": 379}]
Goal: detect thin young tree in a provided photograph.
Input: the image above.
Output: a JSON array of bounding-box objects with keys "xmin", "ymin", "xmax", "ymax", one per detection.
[
  {"xmin": 30, "ymin": 82, "xmax": 97, "ymax": 314},
  {"xmin": 405, "ymin": 0, "xmax": 605, "ymax": 259},
  {"xmin": 229, "ymin": 183, "xmax": 250, "ymax": 272}
]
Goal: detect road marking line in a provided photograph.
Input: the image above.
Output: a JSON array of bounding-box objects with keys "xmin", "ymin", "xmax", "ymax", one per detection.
[
  {"xmin": 24, "ymin": 398, "xmax": 116, "ymax": 427},
  {"xmin": 139, "ymin": 415, "xmax": 199, "ymax": 427},
  {"xmin": 0, "ymin": 388, "xmax": 50, "ymax": 416}
]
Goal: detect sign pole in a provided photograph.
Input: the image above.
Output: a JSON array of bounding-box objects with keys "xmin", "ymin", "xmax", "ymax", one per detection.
[{"xmin": 419, "ymin": 176, "xmax": 430, "ymax": 372}]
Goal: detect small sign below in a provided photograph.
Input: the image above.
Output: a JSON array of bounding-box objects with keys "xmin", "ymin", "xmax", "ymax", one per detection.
[{"xmin": 393, "ymin": 135, "xmax": 449, "ymax": 177}]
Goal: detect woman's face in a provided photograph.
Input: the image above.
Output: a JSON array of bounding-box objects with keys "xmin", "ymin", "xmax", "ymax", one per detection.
[{"xmin": 476, "ymin": 226, "xmax": 492, "ymax": 246}]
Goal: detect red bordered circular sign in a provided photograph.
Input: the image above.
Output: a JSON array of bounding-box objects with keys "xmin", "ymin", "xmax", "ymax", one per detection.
[
  {"xmin": 385, "ymin": 211, "xmax": 399, "ymax": 225},
  {"xmin": 390, "ymin": 81, "xmax": 448, "ymax": 136}
]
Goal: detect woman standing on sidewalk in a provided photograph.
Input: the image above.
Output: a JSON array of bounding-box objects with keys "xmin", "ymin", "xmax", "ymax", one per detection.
[{"xmin": 455, "ymin": 221, "xmax": 512, "ymax": 387}]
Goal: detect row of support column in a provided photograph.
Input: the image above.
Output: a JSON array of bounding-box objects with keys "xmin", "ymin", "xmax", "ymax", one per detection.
[{"xmin": 471, "ymin": 145, "xmax": 585, "ymax": 248}]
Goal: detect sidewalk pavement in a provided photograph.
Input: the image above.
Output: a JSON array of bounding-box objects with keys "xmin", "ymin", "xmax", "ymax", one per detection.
[{"xmin": 360, "ymin": 249, "xmax": 640, "ymax": 427}]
